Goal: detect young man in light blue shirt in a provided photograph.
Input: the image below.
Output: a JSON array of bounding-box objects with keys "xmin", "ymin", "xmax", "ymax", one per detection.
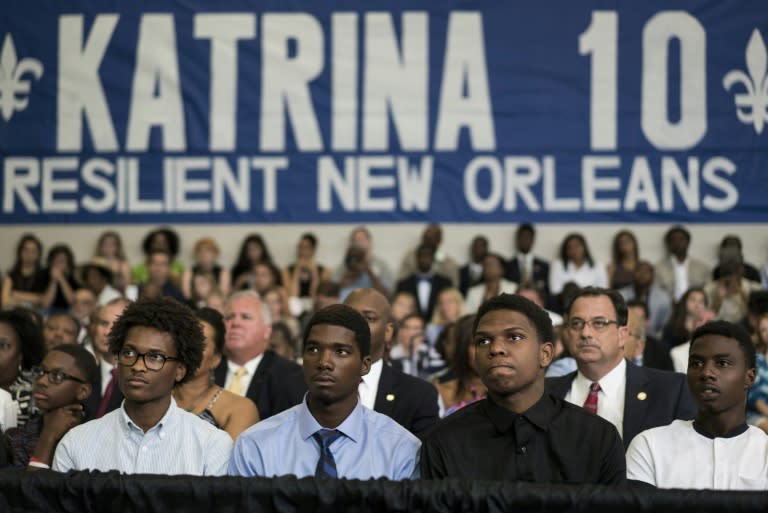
[{"xmin": 229, "ymin": 304, "xmax": 420, "ymax": 479}]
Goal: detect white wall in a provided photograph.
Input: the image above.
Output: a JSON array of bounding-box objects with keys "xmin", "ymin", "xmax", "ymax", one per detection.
[{"xmin": 2, "ymin": 223, "xmax": 766, "ymax": 277}]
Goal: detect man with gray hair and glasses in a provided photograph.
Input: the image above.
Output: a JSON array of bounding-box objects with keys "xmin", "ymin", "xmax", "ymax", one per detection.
[{"xmin": 546, "ymin": 287, "xmax": 695, "ymax": 449}]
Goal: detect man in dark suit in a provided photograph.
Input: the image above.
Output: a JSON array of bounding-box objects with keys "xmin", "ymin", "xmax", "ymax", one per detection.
[
  {"xmin": 345, "ymin": 288, "xmax": 439, "ymax": 438},
  {"xmin": 506, "ymin": 224, "xmax": 550, "ymax": 301},
  {"xmin": 545, "ymin": 287, "xmax": 695, "ymax": 449},
  {"xmin": 458, "ymin": 235, "xmax": 488, "ymax": 297},
  {"xmin": 83, "ymin": 298, "xmax": 129, "ymax": 420},
  {"xmin": 396, "ymin": 243, "xmax": 452, "ymax": 323},
  {"xmin": 214, "ymin": 290, "xmax": 305, "ymax": 420}
]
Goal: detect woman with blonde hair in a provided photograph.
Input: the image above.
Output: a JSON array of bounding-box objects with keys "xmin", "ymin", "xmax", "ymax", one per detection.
[
  {"xmin": 427, "ymin": 287, "xmax": 465, "ymax": 345},
  {"xmin": 182, "ymin": 237, "xmax": 231, "ymax": 300}
]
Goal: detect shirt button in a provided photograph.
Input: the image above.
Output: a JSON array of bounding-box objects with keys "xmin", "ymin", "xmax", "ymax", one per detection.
[{"xmin": 519, "ymin": 446, "xmax": 527, "ymax": 454}]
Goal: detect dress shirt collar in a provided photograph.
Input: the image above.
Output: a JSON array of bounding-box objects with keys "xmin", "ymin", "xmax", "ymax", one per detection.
[
  {"xmin": 574, "ymin": 358, "xmax": 626, "ymax": 398},
  {"xmin": 227, "ymin": 353, "xmax": 263, "ymax": 376},
  {"xmin": 359, "ymin": 359, "xmax": 384, "ymax": 408},
  {"xmin": 120, "ymin": 396, "xmax": 180, "ymax": 434},
  {"xmin": 99, "ymin": 358, "xmax": 115, "ymax": 394},
  {"xmin": 482, "ymin": 393, "xmax": 559, "ymax": 434},
  {"xmin": 298, "ymin": 394, "xmax": 365, "ymax": 443}
]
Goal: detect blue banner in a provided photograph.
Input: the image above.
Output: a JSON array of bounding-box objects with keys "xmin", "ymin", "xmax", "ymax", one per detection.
[{"xmin": 1, "ymin": 1, "xmax": 766, "ymax": 223}]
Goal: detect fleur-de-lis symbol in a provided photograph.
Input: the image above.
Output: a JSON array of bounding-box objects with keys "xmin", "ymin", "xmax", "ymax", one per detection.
[
  {"xmin": 723, "ymin": 29, "xmax": 768, "ymax": 135},
  {"xmin": 0, "ymin": 33, "xmax": 44, "ymax": 122}
]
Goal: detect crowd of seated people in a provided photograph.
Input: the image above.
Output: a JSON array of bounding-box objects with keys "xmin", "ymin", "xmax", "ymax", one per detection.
[{"xmin": 1, "ymin": 224, "xmax": 767, "ymax": 491}]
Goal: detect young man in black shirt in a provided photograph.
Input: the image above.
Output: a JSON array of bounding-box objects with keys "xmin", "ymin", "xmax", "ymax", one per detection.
[{"xmin": 420, "ymin": 293, "xmax": 626, "ymax": 483}]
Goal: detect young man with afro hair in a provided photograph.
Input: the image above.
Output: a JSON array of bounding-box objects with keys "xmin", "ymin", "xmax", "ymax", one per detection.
[{"xmin": 52, "ymin": 297, "xmax": 232, "ymax": 475}]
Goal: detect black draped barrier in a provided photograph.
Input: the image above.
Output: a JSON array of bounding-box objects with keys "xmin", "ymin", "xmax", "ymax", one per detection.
[{"xmin": 0, "ymin": 470, "xmax": 767, "ymax": 513}]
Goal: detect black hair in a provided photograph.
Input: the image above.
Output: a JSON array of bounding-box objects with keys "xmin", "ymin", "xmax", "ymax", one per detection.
[
  {"xmin": 517, "ymin": 223, "xmax": 535, "ymax": 236},
  {"xmin": 566, "ymin": 287, "xmax": 628, "ymax": 327},
  {"xmin": 473, "ymin": 293, "xmax": 554, "ymax": 344},
  {"xmin": 11, "ymin": 233, "xmax": 43, "ymax": 276},
  {"xmin": 416, "ymin": 242, "xmax": 437, "ymax": 256},
  {"xmin": 748, "ymin": 291, "xmax": 768, "ymax": 317},
  {"xmin": 666, "ymin": 287, "xmax": 707, "ymax": 343},
  {"xmin": 719, "ymin": 235, "xmax": 742, "ymax": 250},
  {"xmin": 450, "ymin": 314, "xmax": 480, "ymax": 399},
  {"xmin": 301, "ymin": 232, "xmax": 318, "ymax": 249},
  {"xmin": 270, "ymin": 321, "xmax": 297, "ymax": 357},
  {"xmin": 484, "ymin": 253, "xmax": 506, "ymax": 270},
  {"xmin": 611, "ymin": 230, "xmax": 638, "ymax": 264},
  {"xmin": 316, "ymin": 280, "xmax": 341, "ymax": 297},
  {"xmin": 303, "ymin": 304, "xmax": 371, "ymax": 358},
  {"xmin": 142, "ymin": 227, "xmax": 180, "ymax": 258},
  {"xmin": 195, "ymin": 307, "xmax": 226, "ymax": 355},
  {"xmin": 664, "ymin": 225, "xmax": 691, "ymax": 245},
  {"xmin": 690, "ymin": 320, "xmax": 756, "ymax": 370},
  {"xmin": 0, "ymin": 308, "xmax": 45, "ymax": 370},
  {"xmin": 46, "ymin": 244, "xmax": 76, "ymax": 272},
  {"xmin": 625, "ymin": 299, "xmax": 649, "ymax": 320},
  {"xmin": 559, "ymin": 233, "xmax": 594, "ymax": 267},
  {"xmin": 108, "ymin": 297, "xmax": 203, "ymax": 384},
  {"xmin": 232, "ymin": 234, "xmax": 274, "ymax": 282},
  {"xmin": 48, "ymin": 344, "xmax": 98, "ymax": 384},
  {"xmin": 46, "ymin": 312, "xmax": 81, "ymax": 334}
]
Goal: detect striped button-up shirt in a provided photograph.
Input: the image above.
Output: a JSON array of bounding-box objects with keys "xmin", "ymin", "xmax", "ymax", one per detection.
[{"xmin": 52, "ymin": 398, "xmax": 232, "ymax": 475}]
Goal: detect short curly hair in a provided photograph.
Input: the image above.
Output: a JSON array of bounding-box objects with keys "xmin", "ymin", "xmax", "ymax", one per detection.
[
  {"xmin": 303, "ymin": 304, "xmax": 371, "ymax": 358},
  {"xmin": 108, "ymin": 297, "xmax": 203, "ymax": 384}
]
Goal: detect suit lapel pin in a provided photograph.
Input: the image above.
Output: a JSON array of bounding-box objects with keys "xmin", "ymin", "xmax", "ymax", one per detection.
[
  {"xmin": 386, "ymin": 394, "xmax": 395, "ymax": 402},
  {"xmin": 637, "ymin": 392, "xmax": 647, "ymax": 401}
]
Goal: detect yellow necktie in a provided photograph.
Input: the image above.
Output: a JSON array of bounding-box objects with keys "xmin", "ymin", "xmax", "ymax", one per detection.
[{"xmin": 227, "ymin": 367, "xmax": 247, "ymax": 396}]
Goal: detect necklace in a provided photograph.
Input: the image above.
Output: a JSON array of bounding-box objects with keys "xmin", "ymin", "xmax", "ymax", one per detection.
[{"xmin": 178, "ymin": 384, "xmax": 216, "ymax": 413}]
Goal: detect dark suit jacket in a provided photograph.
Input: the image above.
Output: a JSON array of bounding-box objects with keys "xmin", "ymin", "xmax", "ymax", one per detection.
[
  {"xmin": 642, "ymin": 335, "xmax": 674, "ymax": 372},
  {"xmin": 506, "ymin": 256, "xmax": 550, "ymax": 299},
  {"xmin": 374, "ymin": 363, "xmax": 439, "ymax": 439},
  {"xmin": 214, "ymin": 350, "xmax": 306, "ymax": 420},
  {"xmin": 84, "ymin": 365, "xmax": 123, "ymax": 421},
  {"xmin": 395, "ymin": 273, "xmax": 453, "ymax": 322},
  {"xmin": 545, "ymin": 360, "xmax": 695, "ymax": 449}
]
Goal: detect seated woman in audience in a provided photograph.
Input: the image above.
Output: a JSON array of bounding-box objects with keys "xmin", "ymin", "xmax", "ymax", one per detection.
[
  {"xmin": 661, "ymin": 286, "xmax": 708, "ymax": 349},
  {"xmin": 426, "ymin": 287, "xmax": 465, "ymax": 345},
  {"xmin": 131, "ymin": 227, "xmax": 184, "ymax": 285},
  {"xmin": 433, "ymin": 314, "xmax": 485, "ymax": 416},
  {"xmin": 187, "ymin": 271, "xmax": 220, "ymax": 310},
  {"xmin": 606, "ymin": 229, "xmax": 639, "ymax": 290},
  {"xmin": 230, "ymin": 233, "xmax": 274, "ymax": 287},
  {"xmin": 390, "ymin": 291, "xmax": 418, "ymax": 325},
  {"xmin": 93, "ymin": 231, "xmax": 132, "ymax": 292},
  {"xmin": 182, "ymin": 237, "xmax": 231, "ymax": 301},
  {"xmin": 281, "ymin": 233, "xmax": 331, "ymax": 309},
  {"xmin": 263, "ymin": 286, "xmax": 301, "ymax": 340},
  {"xmin": 4, "ymin": 344, "xmax": 95, "ymax": 468},
  {"xmin": 41, "ymin": 245, "xmax": 79, "ymax": 315},
  {"xmin": 268, "ymin": 321, "xmax": 298, "ymax": 362},
  {"xmin": 464, "ymin": 253, "xmax": 518, "ymax": 314},
  {"xmin": 173, "ymin": 308, "xmax": 259, "ymax": 440},
  {"xmin": 549, "ymin": 233, "xmax": 608, "ymax": 297},
  {"xmin": 2, "ymin": 234, "xmax": 48, "ymax": 310},
  {"xmin": 0, "ymin": 308, "xmax": 45, "ymax": 426},
  {"xmin": 748, "ymin": 312, "xmax": 768, "ymax": 433},
  {"xmin": 233, "ymin": 261, "xmax": 282, "ymax": 294}
]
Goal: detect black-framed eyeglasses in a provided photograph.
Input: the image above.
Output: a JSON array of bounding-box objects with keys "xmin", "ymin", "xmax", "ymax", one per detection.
[
  {"xmin": 30, "ymin": 366, "xmax": 88, "ymax": 385},
  {"xmin": 567, "ymin": 317, "xmax": 618, "ymax": 331},
  {"xmin": 117, "ymin": 348, "xmax": 180, "ymax": 371}
]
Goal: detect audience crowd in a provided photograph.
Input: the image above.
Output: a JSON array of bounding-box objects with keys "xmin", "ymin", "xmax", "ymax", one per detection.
[{"xmin": 1, "ymin": 223, "xmax": 767, "ymax": 490}]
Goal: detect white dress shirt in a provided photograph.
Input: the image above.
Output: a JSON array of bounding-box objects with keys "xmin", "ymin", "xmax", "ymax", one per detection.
[
  {"xmin": 565, "ymin": 359, "xmax": 627, "ymax": 439},
  {"xmin": 53, "ymin": 398, "xmax": 232, "ymax": 475},
  {"xmin": 627, "ymin": 420, "xmax": 768, "ymax": 490},
  {"xmin": 671, "ymin": 257, "xmax": 690, "ymax": 302},
  {"xmin": 359, "ymin": 359, "xmax": 384, "ymax": 409},
  {"xmin": 225, "ymin": 354, "xmax": 263, "ymax": 395},
  {"xmin": 99, "ymin": 359, "xmax": 116, "ymax": 395},
  {"xmin": 549, "ymin": 259, "xmax": 608, "ymax": 296}
]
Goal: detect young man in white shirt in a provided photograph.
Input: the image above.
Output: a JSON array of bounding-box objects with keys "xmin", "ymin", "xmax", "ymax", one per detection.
[
  {"xmin": 627, "ymin": 320, "xmax": 767, "ymax": 490},
  {"xmin": 53, "ymin": 297, "xmax": 232, "ymax": 475}
]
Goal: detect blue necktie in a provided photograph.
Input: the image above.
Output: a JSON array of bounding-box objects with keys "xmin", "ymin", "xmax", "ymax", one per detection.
[{"xmin": 313, "ymin": 429, "xmax": 343, "ymax": 478}]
